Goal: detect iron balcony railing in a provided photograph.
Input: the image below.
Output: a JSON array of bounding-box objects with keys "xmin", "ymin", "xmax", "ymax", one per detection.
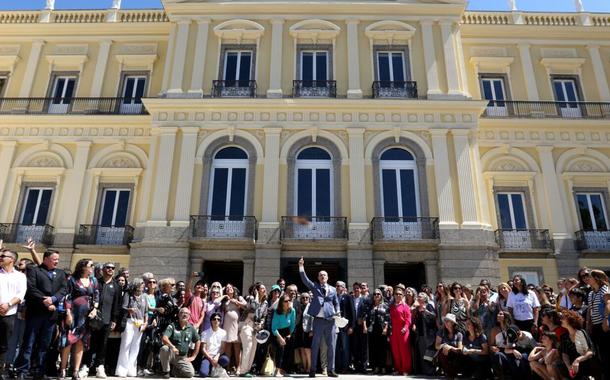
[
  {"xmin": 370, "ymin": 217, "xmax": 439, "ymax": 242},
  {"xmin": 575, "ymin": 230, "xmax": 610, "ymax": 251},
  {"xmin": 0, "ymin": 97, "xmax": 148, "ymax": 115},
  {"xmin": 280, "ymin": 216, "xmax": 348, "ymax": 240},
  {"xmin": 494, "ymin": 229, "xmax": 553, "ymax": 250},
  {"xmin": 0, "ymin": 223, "xmax": 55, "ymax": 246},
  {"xmin": 190, "ymin": 215, "xmax": 257, "ymax": 240},
  {"xmin": 293, "ymin": 80, "xmax": 337, "ymax": 98},
  {"xmin": 481, "ymin": 101, "xmax": 610, "ymax": 119},
  {"xmin": 372, "ymin": 81, "xmax": 418, "ymax": 99},
  {"xmin": 75, "ymin": 224, "xmax": 134, "ymax": 246},
  {"xmin": 212, "ymin": 80, "xmax": 257, "ymax": 98}
]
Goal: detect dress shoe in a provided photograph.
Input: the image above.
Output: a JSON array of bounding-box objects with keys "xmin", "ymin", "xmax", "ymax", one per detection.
[
  {"xmin": 308, "ymin": 372, "xmax": 315, "ymax": 378},
  {"xmin": 328, "ymin": 371, "xmax": 339, "ymax": 377}
]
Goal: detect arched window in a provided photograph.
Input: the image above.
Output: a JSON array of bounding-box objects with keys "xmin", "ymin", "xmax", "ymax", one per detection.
[
  {"xmin": 379, "ymin": 147, "xmax": 419, "ymax": 219},
  {"xmin": 208, "ymin": 147, "xmax": 248, "ymax": 220},
  {"xmin": 295, "ymin": 147, "xmax": 332, "ymax": 217}
]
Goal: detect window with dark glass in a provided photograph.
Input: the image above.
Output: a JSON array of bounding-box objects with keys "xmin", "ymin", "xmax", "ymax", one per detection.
[
  {"xmin": 121, "ymin": 75, "xmax": 146, "ymax": 105},
  {"xmin": 576, "ymin": 193, "xmax": 608, "ymax": 231},
  {"xmin": 99, "ymin": 189, "xmax": 131, "ymax": 227},
  {"xmin": 300, "ymin": 51, "xmax": 328, "ymax": 83},
  {"xmin": 20, "ymin": 187, "xmax": 53, "ymax": 225},
  {"xmin": 497, "ymin": 192, "xmax": 527, "ymax": 230},
  {"xmin": 209, "ymin": 147, "xmax": 248, "ymax": 220},
  {"xmin": 51, "ymin": 76, "xmax": 76, "ymax": 104},
  {"xmin": 481, "ymin": 77, "xmax": 507, "ymax": 105},
  {"xmin": 296, "ymin": 147, "xmax": 332, "ymax": 217},
  {"xmin": 379, "ymin": 148, "xmax": 418, "ymax": 219},
  {"xmin": 223, "ymin": 51, "xmax": 252, "ymax": 85},
  {"xmin": 377, "ymin": 52, "xmax": 405, "ymax": 82}
]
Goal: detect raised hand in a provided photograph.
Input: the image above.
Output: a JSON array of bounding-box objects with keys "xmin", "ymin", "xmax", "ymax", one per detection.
[
  {"xmin": 298, "ymin": 256, "xmax": 305, "ymax": 267},
  {"xmin": 22, "ymin": 237, "xmax": 36, "ymax": 252}
]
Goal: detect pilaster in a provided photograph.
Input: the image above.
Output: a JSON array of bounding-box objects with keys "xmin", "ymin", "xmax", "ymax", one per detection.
[
  {"xmin": 439, "ymin": 21, "xmax": 462, "ymax": 97},
  {"xmin": 536, "ymin": 146, "xmax": 570, "ymax": 240},
  {"xmin": 261, "ymin": 128, "xmax": 282, "ymax": 225},
  {"xmin": 518, "ymin": 43, "xmax": 540, "ymax": 101},
  {"xmin": 167, "ymin": 19, "xmax": 191, "ymax": 96},
  {"xmin": 149, "ymin": 127, "xmax": 178, "ymax": 225},
  {"xmin": 347, "ymin": 128, "xmax": 367, "ymax": 224},
  {"xmin": 0, "ymin": 141, "xmax": 17, "ymax": 220},
  {"xmin": 188, "ymin": 18, "xmax": 210, "ymax": 97},
  {"xmin": 420, "ymin": 21, "xmax": 442, "ymax": 97},
  {"xmin": 430, "ymin": 129, "xmax": 458, "ymax": 228},
  {"xmin": 171, "ymin": 127, "xmax": 199, "ymax": 226},
  {"xmin": 452, "ymin": 130, "xmax": 479, "ymax": 228},
  {"xmin": 346, "ymin": 20, "xmax": 362, "ymax": 99},
  {"xmin": 267, "ymin": 19, "xmax": 284, "ymax": 98},
  {"xmin": 19, "ymin": 40, "xmax": 44, "ymax": 98},
  {"xmin": 587, "ymin": 45, "xmax": 610, "ymax": 101},
  {"xmin": 161, "ymin": 24, "xmax": 177, "ymax": 93},
  {"xmin": 89, "ymin": 39, "xmax": 112, "ymax": 98}
]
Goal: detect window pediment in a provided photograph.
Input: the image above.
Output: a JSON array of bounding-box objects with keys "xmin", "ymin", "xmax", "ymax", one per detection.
[
  {"xmin": 540, "ymin": 57, "xmax": 586, "ymax": 75},
  {"xmin": 289, "ymin": 19, "xmax": 341, "ymax": 43},
  {"xmin": 214, "ymin": 19, "xmax": 265, "ymax": 43},
  {"xmin": 365, "ymin": 20, "xmax": 416, "ymax": 45},
  {"xmin": 0, "ymin": 45, "xmax": 21, "ymax": 72},
  {"xmin": 470, "ymin": 56, "xmax": 514, "ymax": 74}
]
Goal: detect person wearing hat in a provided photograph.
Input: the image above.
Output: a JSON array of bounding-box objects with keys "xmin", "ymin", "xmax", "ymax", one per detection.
[
  {"xmin": 434, "ymin": 313, "xmax": 464, "ymax": 379},
  {"xmin": 490, "ymin": 324, "xmax": 536, "ymax": 379},
  {"xmin": 298, "ymin": 257, "xmax": 340, "ymax": 378}
]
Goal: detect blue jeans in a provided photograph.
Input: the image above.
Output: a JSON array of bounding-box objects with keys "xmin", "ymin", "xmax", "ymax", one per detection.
[
  {"xmin": 199, "ymin": 354, "xmax": 229, "ymax": 377},
  {"xmin": 15, "ymin": 314, "xmax": 56, "ymax": 375},
  {"xmin": 334, "ymin": 328, "xmax": 350, "ymax": 372}
]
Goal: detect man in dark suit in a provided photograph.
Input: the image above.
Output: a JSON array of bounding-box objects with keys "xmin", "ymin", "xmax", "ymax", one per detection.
[
  {"xmin": 334, "ymin": 281, "xmax": 355, "ymax": 374},
  {"xmin": 298, "ymin": 257, "xmax": 340, "ymax": 378},
  {"xmin": 15, "ymin": 249, "xmax": 67, "ymax": 380},
  {"xmin": 350, "ymin": 282, "xmax": 370, "ymax": 373}
]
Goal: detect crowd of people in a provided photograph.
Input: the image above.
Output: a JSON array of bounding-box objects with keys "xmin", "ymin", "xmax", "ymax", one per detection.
[{"xmin": 1, "ymin": 239, "xmax": 610, "ymax": 380}]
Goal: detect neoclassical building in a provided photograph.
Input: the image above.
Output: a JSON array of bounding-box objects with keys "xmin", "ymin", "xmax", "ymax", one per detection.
[{"xmin": 1, "ymin": 0, "xmax": 610, "ymax": 291}]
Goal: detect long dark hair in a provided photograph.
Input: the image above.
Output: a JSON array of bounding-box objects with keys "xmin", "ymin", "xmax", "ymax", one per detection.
[
  {"xmin": 73, "ymin": 258, "xmax": 92, "ymax": 279},
  {"xmin": 512, "ymin": 275, "xmax": 529, "ymax": 295},
  {"xmin": 276, "ymin": 295, "xmax": 292, "ymax": 315}
]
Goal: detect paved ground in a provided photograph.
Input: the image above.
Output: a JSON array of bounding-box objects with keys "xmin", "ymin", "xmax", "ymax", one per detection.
[{"xmin": 103, "ymin": 376, "xmax": 440, "ymax": 379}]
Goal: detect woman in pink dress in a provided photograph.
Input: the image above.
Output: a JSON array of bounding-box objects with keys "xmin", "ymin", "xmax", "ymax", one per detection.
[{"xmin": 389, "ymin": 288, "xmax": 412, "ymax": 375}]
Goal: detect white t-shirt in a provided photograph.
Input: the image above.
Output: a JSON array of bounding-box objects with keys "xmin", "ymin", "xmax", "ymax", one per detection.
[
  {"xmin": 0, "ymin": 268, "xmax": 27, "ymax": 316},
  {"xmin": 202, "ymin": 327, "xmax": 227, "ymax": 356},
  {"xmin": 507, "ymin": 290, "xmax": 540, "ymax": 321}
]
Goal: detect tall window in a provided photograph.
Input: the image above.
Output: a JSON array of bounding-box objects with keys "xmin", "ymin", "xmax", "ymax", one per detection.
[
  {"xmin": 552, "ymin": 77, "xmax": 581, "ymax": 117},
  {"xmin": 380, "ymin": 148, "xmax": 418, "ymax": 219},
  {"xmin": 497, "ymin": 192, "xmax": 527, "ymax": 230},
  {"xmin": 21, "ymin": 187, "xmax": 53, "ymax": 226},
  {"xmin": 208, "ymin": 147, "xmax": 248, "ymax": 220},
  {"xmin": 295, "ymin": 147, "xmax": 332, "ymax": 217},
  {"xmin": 377, "ymin": 52, "xmax": 405, "ymax": 83},
  {"xmin": 0, "ymin": 75, "xmax": 7, "ymax": 97},
  {"xmin": 99, "ymin": 189, "xmax": 130, "ymax": 227},
  {"xmin": 120, "ymin": 74, "xmax": 146, "ymax": 113},
  {"xmin": 300, "ymin": 51, "xmax": 329, "ymax": 82},
  {"xmin": 576, "ymin": 193, "xmax": 608, "ymax": 231},
  {"xmin": 223, "ymin": 51, "xmax": 252, "ymax": 85},
  {"xmin": 481, "ymin": 76, "xmax": 508, "ymax": 116},
  {"xmin": 48, "ymin": 75, "xmax": 77, "ymax": 114}
]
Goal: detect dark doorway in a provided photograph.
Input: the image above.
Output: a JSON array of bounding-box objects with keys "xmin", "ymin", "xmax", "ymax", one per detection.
[
  {"xmin": 202, "ymin": 261, "xmax": 244, "ymax": 292},
  {"xmin": 384, "ymin": 262, "xmax": 426, "ymax": 291},
  {"xmin": 281, "ymin": 258, "xmax": 347, "ymax": 293}
]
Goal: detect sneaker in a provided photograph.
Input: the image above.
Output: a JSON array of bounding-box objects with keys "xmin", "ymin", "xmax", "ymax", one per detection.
[
  {"xmin": 142, "ymin": 370, "xmax": 154, "ymax": 377},
  {"xmin": 95, "ymin": 366, "xmax": 106, "ymax": 379},
  {"xmin": 78, "ymin": 366, "xmax": 89, "ymax": 380},
  {"xmin": 162, "ymin": 373, "xmax": 170, "ymax": 379}
]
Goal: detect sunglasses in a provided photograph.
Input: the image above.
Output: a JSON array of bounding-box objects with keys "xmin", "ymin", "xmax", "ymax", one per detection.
[
  {"xmin": 0, "ymin": 254, "xmax": 11, "ymax": 259},
  {"xmin": 453, "ymin": 287, "xmax": 462, "ymax": 290},
  {"xmin": 374, "ymin": 293, "xmax": 382, "ymax": 296},
  {"xmin": 148, "ymin": 280, "xmax": 157, "ymax": 284},
  {"xmin": 105, "ymin": 266, "xmax": 115, "ymax": 270},
  {"xmin": 395, "ymin": 293, "xmax": 404, "ymax": 296},
  {"xmin": 212, "ymin": 317, "xmax": 221, "ymax": 321}
]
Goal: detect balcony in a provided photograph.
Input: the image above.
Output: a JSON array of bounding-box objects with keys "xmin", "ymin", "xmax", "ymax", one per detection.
[
  {"xmin": 212, "ymin": 80, "xmax": 257, "ymax": 98},
  {"xmin": 190, "ymin": 215, "xmax": 257, "ymax": 240},
  {"xmin": 280, "ymin": 216, "xmax": 347, "ymax": 241},
  {"xmin": 372, "ymin": 81, "xmax": 418, "ymax": 99},
  {"xmin": 0, "ymin": 97, "xmax": 149, "ymax": 115},
  {"xmin": 0, "ymin": 223, "xmax": 55, "ymax": 246},
  {"xmin": 495, "ymin": 229, "xmax": 553, "ymax": 251},
  {"xmin": 575, "ymin": 230, "xmax": 610, "ymax": 251},
  {"xmin": 371, "ymin": 217, "xmax": 439, "ymax": 242},
  {"xmin": 481, "ymin": 101, "xmax": 610, "ymax": 119},
  {"xmin": 74, "ymin": 225, "xmax": 134, "ymax": 246},
  {"xmin": 293, "ymin": 80, "xmax": 337, "ymax": 98}
]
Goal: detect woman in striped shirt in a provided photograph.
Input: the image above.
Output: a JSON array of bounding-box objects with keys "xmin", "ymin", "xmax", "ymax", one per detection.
[{"xmin": 584, "ymin": 269, "xmax": 610, "ymax": 379}]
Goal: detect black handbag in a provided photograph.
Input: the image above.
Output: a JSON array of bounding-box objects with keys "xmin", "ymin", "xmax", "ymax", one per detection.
[{"xmin": 88, "ymin": 309, "xmax": 104, "ymax": 331}]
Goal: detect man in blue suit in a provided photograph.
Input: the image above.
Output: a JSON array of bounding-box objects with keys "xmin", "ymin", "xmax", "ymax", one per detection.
[{"xmin": 298, "ymin": 257, "xmax": 340, "ymax": 378}]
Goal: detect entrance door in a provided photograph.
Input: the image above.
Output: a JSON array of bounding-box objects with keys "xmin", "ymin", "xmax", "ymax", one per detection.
[
  {"xmin": 384, "ymin": 263, "xmax": 426, "ymax": 290},
  {"xmin": 202, "ymin": 261, "xmax": 244, "ymax": 294},
  {"xmin": 281, "ymin": 258, "xmax": 347, "ymax": 293}
]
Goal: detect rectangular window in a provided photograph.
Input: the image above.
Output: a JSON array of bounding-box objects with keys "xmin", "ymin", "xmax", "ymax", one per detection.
[
  {"xmin": 300, "ymin": 51, "xmax": 329, "ymax": 82},
  {"xmin": 20, "ymin": 187, "xmax": 53, "ymax": 225},
  {"xmin": 377, "ymin": 52, "xmax": 405, "ymax": 83},
  {"xmin": 576, "ymin": 193, "xmax": 608, "ymax": 231},
  {"xmin": 122, "ymin": 75, "xmax": 146, "ymax": 104},
  {"xmin": 99, "ymin": 189, "xmax": 131, "ymax": 227},
  {"xmin": 497, "ymin": 192, "xmax": 527, "ymax": 230},
  {"xmin": 48, "ymin": 75, "xmax": 77, "ymax": 114},
  {"xmin": 553, "ymin": 77, "xmax": 581, "ymax": 117},
  {"xmin": 223, "ymin": 51, "xmax": 252, "ymax": 84}
]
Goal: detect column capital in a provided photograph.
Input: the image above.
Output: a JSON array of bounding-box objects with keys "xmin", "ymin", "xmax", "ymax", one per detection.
[
  {"xmin": 75, "ymin": 141, "xmax": 92, "ymax": 148},
  {"xmin": 157, "ymin": 126, "xmax": 179, "ymax": 135},
  {"xmin": 172, "ymin": 17, "xmax": 192, "ymax": 25},
  {"xmin": 264, "ymin": 127, "xmax": 283, "ymax": 135},
  {"xmin": 193, "ymin": 17, "xmax": 211, "ymax": 24},
  {"xmin": 271, "ymin": 18, "xmax": 285, "ymax": 25},
  {"xmin": 536, "ymin": 145, "xmax": 554, "ymax": 153},
  {"xmin": 180, "ymin": 126, "xmax": 200, "ymax": 135},
  {"xmin": 345, "ymin": 19, "xmax": 360, "ymax": 25},
  {"xmin": 420, "ymin": 19, "xmax": 436, "ymax": 26},
  {"xmin": 451, "ymin": 129, "xmax": 472, "ymax": 137},
  {"xmin": 0, "ymin": 141, "xmax": 17, "ymax": 147},
  {"xmin": 517, "ymin": 41, "xmax": 531, "ymax": 49},
  {"xmin": 429, "ymin": 128, "xmax": 449, "ymax": 137},
  {"xmin": 346, "ymin": 127, "xmax": 365, "ymax": 136},
  {"xmin": 439, "ymin": 18, "xmax": 458, "ymax": 27},
  {"xmin": 586, "ymin": 44, "xmax": 600, "ymax": 50}
]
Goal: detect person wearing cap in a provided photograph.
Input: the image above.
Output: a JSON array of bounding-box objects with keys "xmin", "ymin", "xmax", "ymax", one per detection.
[
  {"xmin": 199, "ymin": 312, "xmax": 229, "ymax": 377},
  {"xmin": 490, "ymin": 324, "xmax": 536, "ymax": 379},
  {"xmin": 298, "ymin": 257, "xmax": 340, "ymax": 378},
  {"xmin": 435, "ymin": 313, "xmax": 464, "ymax": 379}
]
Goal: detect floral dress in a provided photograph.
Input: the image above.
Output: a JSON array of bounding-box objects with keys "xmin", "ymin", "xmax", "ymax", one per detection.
[{"xmin": 60, "ymin": 276, "xmax": 99, "ymax": 349}]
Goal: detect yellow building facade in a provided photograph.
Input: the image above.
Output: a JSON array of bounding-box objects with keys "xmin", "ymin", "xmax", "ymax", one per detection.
[{"xmin": 1, "ymin": 0, "xmax": 610, "ymax": 291}]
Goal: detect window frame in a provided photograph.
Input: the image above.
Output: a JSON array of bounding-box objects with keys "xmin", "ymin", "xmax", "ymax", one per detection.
[
  {"xmin": 551, "ymin": 75, "xmax": 584, "ymax": 103},
  {"xmin": 207, "ymin": 147, "xmax": 249, "ymax": 217},
  {"xmin": 372, "ymin": 46, "xmax": 411, "ymax": 82},
  {"xmin": 574, "ymin": 191, "xmax": 609, "ymax": 231},
  {"xmin": 218, "ymin": 45, "xmax": 257, "ymax": 82},
  {"xmin": 46, "ymin": 72, "xmax": 79, "ymax": 101},
  {"xmin": 117, "ymin": 71, "xmax": 149, "ymax": 103},
  {"xmin": 294, "ymin": 147, "xmax": 334, "ymax": 217},
  {"xmin": 378, "ymin": 147, "xmax": 420, "ymax": 218},
  {"xmin": 493, "ymin": 189, "xmax": 535, "ymax": 231},
  {"xmin": 0, "ymin": 72, "xmax": 9, "ymax": 97},
  {"xmin": 479, "ymin": 74, "xmax": 511, "ymax": 102},
  {"xmin": 98, "ymin": 188, "xmax": 132, "ymax": 227},
  {"xmin": 297, "ymin": 47, "xmax": 332, "ymax": 81},
  {"xmin": 92, "ymin": 183, "xmax": 135, "ymax": 228},
  {"xmin": 18, "ymin": 186, "xmax": 54, "ymax": 226}
]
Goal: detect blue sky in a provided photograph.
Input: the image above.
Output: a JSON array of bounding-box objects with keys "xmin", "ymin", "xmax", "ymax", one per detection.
[{"xmin": 0, "ymin": 0, "xmax": 609, "ymax": 12}]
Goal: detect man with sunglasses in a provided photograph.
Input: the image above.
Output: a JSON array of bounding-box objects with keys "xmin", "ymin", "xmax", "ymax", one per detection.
[
  {"xmin": 0, "ymin": 249, "xmax": 27, "ymax": 380},
  {"xmin": 83, "ymin": 263, "xmax": 122, "ymax": 379},
  {"xmin": 199, "ymin": 312, "xmax": 229, "ymax": 377},
  {"xmin": 160, "ymin": 308, "xmax": 201, "ymax": 378},
  {"xmin": 298, "ymin": 257, "xmax": 340, "ymax": 378}
]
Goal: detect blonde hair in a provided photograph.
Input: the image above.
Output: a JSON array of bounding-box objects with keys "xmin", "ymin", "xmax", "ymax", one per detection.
[{"xmin": 159, "ymin": 278, "xmax": 175, "ymax": 288}]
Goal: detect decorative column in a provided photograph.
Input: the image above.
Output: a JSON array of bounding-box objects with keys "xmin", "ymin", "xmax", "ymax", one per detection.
[
  {"xmin": 0, "ymin": 142, "xmax": 17, "ymax": 218},
  {"xmin": 348, "ymin": 128, "xmax": 367, "ymax": 224},
  {"xmin": 440, "ymin": 20, "xmax": 462, "ymax": 97},
  {"xmin": 161, "ymin": 24, "xmax": 177, "ymax": 93},
  {"xmin": 430, "ymin": 129, "xmax": 458, "ymax": 228},
  {"xmin": 420, "ymin": 21, "xmax": 442, "ymax": 98},
  {"xmin": 471, "ymin": 139, "xmax": 491, "ymax": 227},
  {"xmin": 261, "ymin": 128, "xmax": 282, "ymax": 225},
  {"xmin": 452, "ymin": 130, "xmax": 479, "ymax": 227},
  {"xmin": 587, "ymin": 45, "xmax": 610, "ymax": 101},
  {"xmin": 537, "ymin": 146, "xmax": 570, "ymax": 240},
  {"xmin": 517, "ymin": 43, "xmax": 540, "ymax": 101},
  {"xmin": 346, "ymin": 20, "xmax": 362, "ymax": 98},
  {"xmin": 149, "ymin": 127, "xmax": 178, "ymax": 225},
  {"xmin": 267, "ymin": 19, "xmax": 284, "ymax": 98},
  {"xmin": 171, "ymin": 127, "xmax": 199, "ymax": 226},
  {"xmin": 136, "ymin": 135, "xmax": 158, "ymax": 225},
  {"xmin": 89, "ymin": 39, "xmax": 112, "ymax": 97},
  {"xmin": 188, "ymin": 18, "xmax": 210, "ymax": 96},
  {"xmin": 19, "ymin": 40, "xmax": 44, "ymax": 97},
  {"xmin": 454, "ymin": 27, "xmax": 470, "ymax": 98},
  {"xmin": 167, "ymin": 19, "xmax": 191, "ymax": 96}
]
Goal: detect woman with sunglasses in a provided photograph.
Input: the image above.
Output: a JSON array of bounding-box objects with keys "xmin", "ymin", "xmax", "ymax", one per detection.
[
  {"xmin": 448, "ymin": 282, "xmax": 469, "ymax": 333},
  {"xmin": 271, "ymin": 295, "xmax": 296, "ymax": 377},
  {"xmin": 297, "ymin": 293, "xmax": 313, "ymax": 374},
  {"xmin": 364, "ymin": 289, "xmax": 391, "ymax": 374},
  {"xmin": 137, "ymin": 278, "xmax": 159, "ymax": 376},
  {"xmin": 584, "ymin": 269, "xmax": 610, "ymax": 379},
  {"xmin": 203, "ymin": 284, "xmax": 223, "ymax": 332},
  {"xmin": 389, "ymin": 288, "xmax": 412, "ymax": 375}
]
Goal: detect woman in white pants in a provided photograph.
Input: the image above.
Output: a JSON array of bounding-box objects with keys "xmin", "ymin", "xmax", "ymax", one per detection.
[{"xmin": 116, "ymin": 279, "xmax": 148, "ymax": 377}]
